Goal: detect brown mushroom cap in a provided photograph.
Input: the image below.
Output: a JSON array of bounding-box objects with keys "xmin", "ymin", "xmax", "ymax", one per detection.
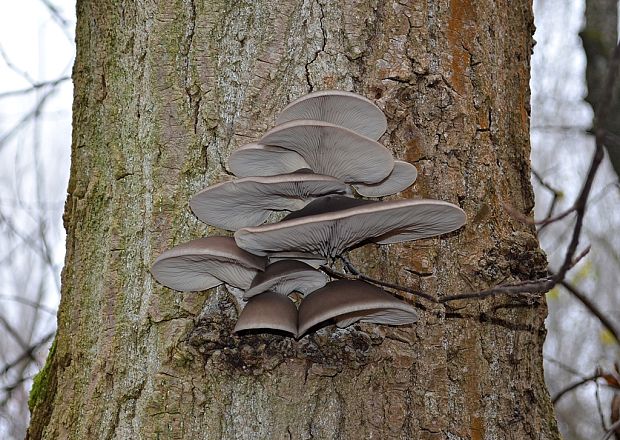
[
  {"xmin": 233, "ymin": 291, "xmax": 298, "ymax": 336},
  {"xmin": 353, "ymin": 160, "xmax": 418, "ymax": 197},
  {"xmin": 259, "ymin": 120, "xmax": 394, "ymax": 184},
  {"xmin": 228, "ymin": 143, "xmax": 309, "ymax": 178},
  {"xmin": 297, "ymin": 280, "xmax": 418, "ymax": 337},
  {"xmin": 275, "ymin": 90, "xmax": 388, "ymax": 140},
  {"xmin": 151, "ymin": 237, "xmax": 266, "ymax": 291},
  {"xmin": 234, "ymin": 195, "xmax": 466, "ymax": 258},
  {"xmin": 189, "ymin": 172, "xmax": 348, "ymax": 231},
  {"xmin": 244, "ymin": 260, "xmax": 328, "ymax": 298}
]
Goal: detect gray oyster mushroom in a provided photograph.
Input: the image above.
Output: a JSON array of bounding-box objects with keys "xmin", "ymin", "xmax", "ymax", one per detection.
[
  {"xmin": 297, "ymin": 280, "xmax": 418, "ymax": 337},
  {"xmin": 233, "ymin": 291, "xmax": 298, "ymax": 336},
  {"xmin": 234, "ymin": 195, "xmax": 466, "ymax": 258},
  {"xmin": 259, "ymin": 120, "xmax": 394, "ymax": 184},
  {"xmin": 228, "ymin": 143, "xmax": 309, "ymax": 178},
  {"xmin": 151, "ymin": 237, "xmax": 266, "ymax": 291},
  {"xmin": 244, "ymin": 260, "xmax": 328, "ymax": 299},
  {"xmin": 275, "ymin": 90, "xmax": 388, "ymax": 140},
  {"xmin": 190, "ymin": 172, "xmax": 349, "ymax": 231},
  {"xmin": 353, "ymin": 160, "xmax": 418, "ymax": 197}
]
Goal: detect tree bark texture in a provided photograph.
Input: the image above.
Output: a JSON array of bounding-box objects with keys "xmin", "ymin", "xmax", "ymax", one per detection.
[{"xmin": 28, "ymin": 0, "xmax": 560, "ymax": 438}]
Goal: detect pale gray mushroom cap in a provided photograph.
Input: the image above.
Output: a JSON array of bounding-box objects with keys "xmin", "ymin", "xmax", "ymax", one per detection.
[
  {"xmin": 189, "ymin": 172, "xmax": 348, "ymax": 231},
  {"xmin": 244, "ymin": 260, "xmax": 328, "ymax": 299},
  {"xmin": 297, "ymin": 280, "xmax": 418, "ymax": 337},
  {"xmin": 267, "ymin": 251, "xmax": 327, "ymax": 269},
  {"xmin": 228, "ymin": 143, "xmax": 309, "ymax": 177},
  {"xmin": 234, "ymin": 195, "xmax": 466, "ymax": 258},
  {"xmin": 233, "ymin": 291, "xmax": 298, "ymax": 336},
  {"xmin": 151, "ymin": 237, "xmax": 266, "ymax": 291},
  {"xmin": 353, "ymin": 160, "xmax": 418, "ymax": 197},
  {"xmin": 259, "ymin": 120, "xmax": 394, "ymax": 184},
  {"xmin": 275, "ymin": 90, "xmax": 388, "ymax": 140}
]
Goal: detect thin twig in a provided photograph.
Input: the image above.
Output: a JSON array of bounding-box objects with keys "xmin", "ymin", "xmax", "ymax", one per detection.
[
  {"xmin": 0, "ymin": 331, "xmax": 54, "ymax": 376},
  {"xmin": 595, "ymin": 379, "xmax": 609, "ymax": 432},
  {"xmin": 552, "ymin": 372, "xmax": 601, "ymax": 404},
  {"xmin": 0, "ymin": 374, "xmax": 36, "ymax": 408},
  {"xmin": 0, "ymin": 76, "xmax": 70, "ymax": 100},
  {"xmin": 0, "ymin": 316, "xmax": 38, "ymax": 364},
  {"xmin": 531, "ymin": 169, "xmax": 563, "ymax": 227},
  {"xmin": 0, "ymin": 44, "xmax": 35, "ymax": 84},
  {"xmin": 557, "ymin": 279, "xmax": 620, "ymax": 346},
  {"xmin": 601, "ymin": 418, "xmax": 620, "ymax": 440},
  {"xmin": 0, "ymin": 294, "xmax": 56, "ymax": 315},
  {"xmin": 321, "ymin": 264, "xmax": 437, "ymax": 303},
  {"xmin": 543, "ymin": 355, "xmax": 588, "ymax": 378},
  {"xmin": 39, "ymin": 0, "xmax": 70, "ymax": 28},
  {"xmin": 324, "ymin": 262, "xmax": 554, "ymax": 305},
  {"xmin": 0, "ymin": 87, "xmax": 57, "ymax": 149}
]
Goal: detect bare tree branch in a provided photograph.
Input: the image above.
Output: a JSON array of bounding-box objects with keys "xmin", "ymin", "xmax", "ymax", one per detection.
[
  {"xmin": 601, "ymin": 418, "xmax": 620, "ymax": 440},
  {"xmin": 0, "ymin": 332, "xmax": 54, "ymax": 377},
  {"xmin": 0, "ymin": 76, "xmax": 70, "ymax": 100},
  {"xmin": 553, "ymin": 372, "xmax": 602, "ymax": 404},
  {"xmin": 0, "ymin": 294, "xmax": 56, "ymax": 315},
  {"xmin": 557, "ymin": 279, "xmax": 620, "ymax": 346},
  {"xmin": 0, "ymin": 44, "xmax": 35, "ymax": 84},
  {"xmin": 0, "ymin": 87, "xmax": 58, "ymax": 150}
]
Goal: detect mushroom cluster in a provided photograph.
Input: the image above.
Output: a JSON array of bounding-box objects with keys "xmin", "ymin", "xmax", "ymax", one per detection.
[{"xmin": 151, "ymin": 90, "xmax": 467, "ymax": 339}]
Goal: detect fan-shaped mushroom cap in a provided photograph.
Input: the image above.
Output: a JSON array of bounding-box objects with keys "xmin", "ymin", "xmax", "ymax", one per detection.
[
  {"xmin": 151, "ymin": 237, "xmax": 266, "ymax": 291},
  {"xmin": 228, "ymin": 143, "xmax": 309, "ymax": 178},
  {"xmin": 275, "ymin": 90, "xmax": 388, "ymax": 140},
  {"xmin": 353, "ymin": 160, "xmax": 418, "ymax": 197},
  {"xmin": 233, "ymin": 291, "xmax": 298, "ymax": 336},
  {"xmin": 267, "ymin": 252, "xmax": 327, "ymax": 269},
  {"xmin": 244, "ymin": 260, "xmax": 328, "ymax": 298},
  {"xmin": 297, "ymin": 280, "xmax": 418, "ymax": 337},
  {"xmin": 234, "ymin": 195, "xmax": 466, "ymax": 258},
  {"xmin": 259, "ymin": 120, "xmax": 394, "ymax": 184},
  {"xmin": 190, "ymin": 173, "xmax": 348, "ymax": 231}
]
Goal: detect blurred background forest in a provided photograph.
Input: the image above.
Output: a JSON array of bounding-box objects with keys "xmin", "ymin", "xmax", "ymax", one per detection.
[{"xmin": 0, "ymin": 0, "xmax": 618, "ymax": 439}]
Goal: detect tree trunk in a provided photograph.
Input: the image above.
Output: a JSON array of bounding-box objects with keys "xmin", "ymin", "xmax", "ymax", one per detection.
[
  {"xmin": 581, "ymin": 0, "xmax": 620, "ymax": 177},
  {"xmin": 28, "ymin": 0, "xmax": 560, "ymax": 438}
]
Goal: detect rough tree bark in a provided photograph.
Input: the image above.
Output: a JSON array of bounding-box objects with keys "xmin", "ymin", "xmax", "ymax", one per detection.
[{"xmin": 28, "ymin": 0, "xmax": 560, "ymax": 438}]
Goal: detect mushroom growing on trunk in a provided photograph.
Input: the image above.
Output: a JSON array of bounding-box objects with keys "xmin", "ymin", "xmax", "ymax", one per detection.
[
  {"xmin": 151, "ymin": 237, "xmax": 266, "ymax": 291},
  {"xmin": 244, "ymin": 260, "xmax": 328, "ymax": 298},
  {"xmin": 353, "ymin": 160, "xmax": 418, "ymax": 197},
  {"xmin": 228, "ymin": 143, "xmax": 309, "ymax": 178},
  {"xmin": 233, "ymin": 291, "xmax": 298, "ymax": 336},
  {"xmin": 259, "ymin": 120, "xmax": 394, "ymax": 184},
  {"xmin": 275, "ymin": 90, "xmax": 387, "ymax": 140},
  {"xmin": 190, "ymin": 172, "xmax": 349, "ymax": 230},
  {"xmin": 234, "ymin": 195, "xmax": 466, "ymax": 258},
  {"xmin": 297, "ymin": 280, "xmax": 418, "ymax": 337}
]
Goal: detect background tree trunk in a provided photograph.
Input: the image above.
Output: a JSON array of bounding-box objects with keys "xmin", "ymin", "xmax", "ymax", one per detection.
[
  {"xmin": 581, "ymin": 0, "xmax": 620, "ymax": 177},
  {"xmin": 28, "ymin": 0, "xmax": 560, "ymax": 438}
]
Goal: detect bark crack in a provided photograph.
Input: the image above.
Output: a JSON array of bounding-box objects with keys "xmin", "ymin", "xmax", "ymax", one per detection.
[
  {"xmin": 305, "ymin": 0, "xmax": 326, "ymax": 92},
  {"xmin": 183, "ymin": 0, "xmax": 200, "ymax": 134}
]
